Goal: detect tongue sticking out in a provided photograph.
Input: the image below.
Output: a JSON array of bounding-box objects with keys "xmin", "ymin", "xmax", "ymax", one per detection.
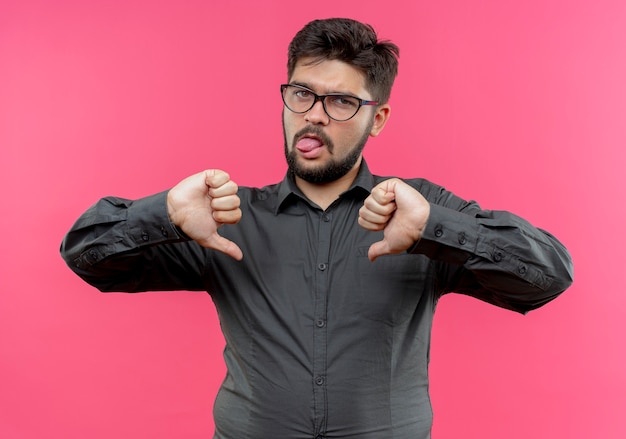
[
  {"xmin": 295, "ymin": 137, "xmax": 324, "ymax": 159},
  {"xmin": 296, "ymin": 137, "xmax": 323, "ymax": 152}
]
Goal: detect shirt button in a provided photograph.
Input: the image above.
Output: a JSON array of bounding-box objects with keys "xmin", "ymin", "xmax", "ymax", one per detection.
[
  {"xmin": 458, "ymin": 232, "xmax": 467, "ymax": 245},
  {"xmin": 141, "ymin": 231, "xmax": 149, "ymax": 241},
  {"xmin": 315, "ymin": 376, "xmax": 325, "ymax": 386},
  {"xmin": 322, "ymin": 214, "xmax": 330, "ymax": 222},
  {"xmin": 317, "ymin": 263, "xmax": 327, "ymax": 271},
  {"xmin": 434, "ymin": 225, "xmax": 444, "ymax": 237},
  {"xmin": 493, "ymin": 251, "xmax": 503, "ymax": 262},
  {"xmin": 316, "ymin": 318, "xmax": 326, "ymax": 328},
  {"xmin": 518, "ymin": 264, "xmax": 528, "ymax": 275},
  {"xmin": 160, "ymin": 226, "xmax": 168, "ymax": 237}
]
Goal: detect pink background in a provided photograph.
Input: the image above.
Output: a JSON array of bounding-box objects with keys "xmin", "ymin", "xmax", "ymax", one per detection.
[{"xmin": 1, "ymin": 0, "xmax": 625, "ymax": 438}]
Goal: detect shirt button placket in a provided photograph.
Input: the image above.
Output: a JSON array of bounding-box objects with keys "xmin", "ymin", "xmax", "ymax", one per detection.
[{"xmin": 313, "ymin": 210, "xmax": 331, "ymax": 437}]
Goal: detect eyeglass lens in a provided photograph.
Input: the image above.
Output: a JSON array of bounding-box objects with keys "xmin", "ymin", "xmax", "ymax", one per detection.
[{"xmin": 282, "ymin": 85, "xmax": 362, "ymax": 121}]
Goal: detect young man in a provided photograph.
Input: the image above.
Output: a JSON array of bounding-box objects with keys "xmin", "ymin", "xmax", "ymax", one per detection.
[{"xmin": 61, "ymin": 18, "xmax": 573, "ymax": 439}]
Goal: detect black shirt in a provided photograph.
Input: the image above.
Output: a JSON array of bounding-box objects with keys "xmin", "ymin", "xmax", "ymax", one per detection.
[{"xmin": 60, "ymin": 161, "xmax": 573, "ymax": 439}]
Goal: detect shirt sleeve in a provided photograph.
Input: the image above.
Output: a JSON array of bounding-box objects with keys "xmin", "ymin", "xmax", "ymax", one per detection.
[
  {"xmin": 409, "ymin": 184, "xmax": 574, "ymax": 314},
  {"xmin": 60, "ymin": 191, "xmax": 207, "ymax": 293}
]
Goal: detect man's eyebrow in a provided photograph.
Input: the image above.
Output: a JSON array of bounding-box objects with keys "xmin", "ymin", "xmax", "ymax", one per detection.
[
  {"xmin": 289, "ymin": 81, "xmax": 357, "ymax": 96},
  {"xmin": 289, "ymin": 81, "xmax": 314, "ymax": 90}
]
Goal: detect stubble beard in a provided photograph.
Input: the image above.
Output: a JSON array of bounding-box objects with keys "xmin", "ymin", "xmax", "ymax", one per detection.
[{"xmin": 282, "ymin": 117, "xmax": 374, "ymax": 184}]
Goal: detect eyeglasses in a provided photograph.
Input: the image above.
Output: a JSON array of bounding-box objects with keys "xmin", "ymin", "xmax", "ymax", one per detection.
[{"xmin": 281, "ymin": 84, "xmax": 379, "ymax": 121}]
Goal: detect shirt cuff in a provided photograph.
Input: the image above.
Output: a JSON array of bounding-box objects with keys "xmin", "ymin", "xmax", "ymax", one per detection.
[
  {"xmin": 409, "ymin": 203, "xmax": 477, "ymax": 264},
  {"xmin": 127, "ymin": 191, "xmax": 192, "ymax": 245}
]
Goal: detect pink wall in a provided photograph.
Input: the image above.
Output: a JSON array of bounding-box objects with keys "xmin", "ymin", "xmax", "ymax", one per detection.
[{"xmin": 1, "ymin": 1, "xmax": 624, "ymax": 438}]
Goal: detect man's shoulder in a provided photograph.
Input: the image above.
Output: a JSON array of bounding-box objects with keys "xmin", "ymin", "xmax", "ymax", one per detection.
[
  {"xmin": 236, "ymin": 181, "xmax": 286, "ymax": 211},
  {"xmin": 238, "ymin": 181, "xmax": 281, "ymax": 196},
  {"xmin": 372, "ymin": 174, "xmax": 446, "ymax": 197}
]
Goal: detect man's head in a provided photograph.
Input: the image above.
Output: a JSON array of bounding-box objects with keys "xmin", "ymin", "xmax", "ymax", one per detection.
[
  {"xmin": 282, "ymin": 18, "xmax": 399, "ymax": 186},
  {"xmin": 287, "ymin": 18, "xmax": 399, "ymax": 104}
]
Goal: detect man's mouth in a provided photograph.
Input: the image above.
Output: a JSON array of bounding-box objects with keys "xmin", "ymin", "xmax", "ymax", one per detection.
[
  {"xmin": 296, "ymin": 135, "xmax": 323, "ymax": 153},
  {"xmin": 294, "ymin": 134, "xmax": 325, "ymax": 159},
  {"xmin": 291, "ymin": 125, "xmax": 335, "ymax": 159}
]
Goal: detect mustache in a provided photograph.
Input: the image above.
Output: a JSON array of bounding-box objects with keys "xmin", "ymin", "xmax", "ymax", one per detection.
[{"xmin": 292, "ymin": 126, "xmax": 334, "ymax": 153}]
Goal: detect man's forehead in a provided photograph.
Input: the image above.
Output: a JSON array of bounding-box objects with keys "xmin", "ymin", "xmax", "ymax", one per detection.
[{"xmin": 289, "ymin": 58, "xmax": 369, "ymax": 96}]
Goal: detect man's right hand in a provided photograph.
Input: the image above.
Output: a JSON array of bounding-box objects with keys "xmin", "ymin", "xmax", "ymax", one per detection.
[{"xmin": 167, "ymin": 170, "xmax": 243, "ymax": 260}]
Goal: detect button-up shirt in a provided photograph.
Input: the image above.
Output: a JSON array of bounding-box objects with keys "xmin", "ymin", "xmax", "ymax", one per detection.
[{"xmin": 60, "ymin": 161, "xmax": 573, "ymax": 439}]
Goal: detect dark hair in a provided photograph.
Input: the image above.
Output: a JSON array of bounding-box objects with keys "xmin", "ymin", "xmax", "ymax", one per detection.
[{"xmin": 287, "ymin": 18, "xmax": 399, "ymax": 104}]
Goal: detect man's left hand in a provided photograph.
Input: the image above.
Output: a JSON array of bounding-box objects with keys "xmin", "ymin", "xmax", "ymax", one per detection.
[{"xmin": 358, "ymin": 178, "xmax": 430, "ymax": 262}]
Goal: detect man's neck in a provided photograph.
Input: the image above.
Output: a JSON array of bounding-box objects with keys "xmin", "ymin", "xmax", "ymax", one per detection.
[{"xmin": 295, "ymin": 163, "xmax": 360, "ymax": 211}]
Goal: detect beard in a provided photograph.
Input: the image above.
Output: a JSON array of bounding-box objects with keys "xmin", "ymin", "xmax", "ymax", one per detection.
[{"xmin": 283, "ymin": 118, "xmax": 374, "ymax": 184}]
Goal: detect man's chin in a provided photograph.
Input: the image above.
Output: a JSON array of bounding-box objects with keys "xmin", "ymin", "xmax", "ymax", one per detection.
[
  {"xmin": 284, "ymin": 134, "xmax": 366, "ymax": 184},
  {"xmin": 289, "ymin": 164, "xmax": 330, "ymax": 184},
  {"xmin": 288, "ymin": 157, "xmax": 356, "ymax": 184}
]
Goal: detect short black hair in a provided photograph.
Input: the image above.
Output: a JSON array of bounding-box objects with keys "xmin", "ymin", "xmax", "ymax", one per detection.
[{"xmin": 287, "ymin": 18, "xmax": 399, "ymax": 103}]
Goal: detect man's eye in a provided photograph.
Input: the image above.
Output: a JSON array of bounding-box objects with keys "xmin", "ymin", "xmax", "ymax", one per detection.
[
  {"xmin": 295, "ymin": 90, "xmax": 312, "ymax": 98},
  {"xmin": 330, "ymin": 96, "xmax": 358, "ymax": 107},
  {"xmin": 336, "ymin": 96, "xmax": 359, "ymax": 108}
]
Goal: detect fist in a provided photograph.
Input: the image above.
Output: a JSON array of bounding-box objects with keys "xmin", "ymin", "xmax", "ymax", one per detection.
[
  {"xmin": 358, "ymin": 178, "xmax": 430, "ymax": 261},
  {"xmin": 167, "ymin": 169, "xmax": 243, "ymax": 260}
]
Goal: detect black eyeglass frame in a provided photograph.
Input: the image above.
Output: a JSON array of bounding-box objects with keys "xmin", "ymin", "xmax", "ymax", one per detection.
[{"xmin": 280, "ymin": 84, "xmax": 379, "ymax": 121}]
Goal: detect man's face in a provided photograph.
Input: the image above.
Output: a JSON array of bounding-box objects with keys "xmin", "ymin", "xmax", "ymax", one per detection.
[{"xmin": 282, "ymin": 58, "xmax": 389, "ymax": 184}]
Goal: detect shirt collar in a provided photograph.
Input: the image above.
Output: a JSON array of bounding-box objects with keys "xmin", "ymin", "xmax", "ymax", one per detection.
[{"xmin": 274, "ymin": 160, "xmax": 375, "ymax": 214}]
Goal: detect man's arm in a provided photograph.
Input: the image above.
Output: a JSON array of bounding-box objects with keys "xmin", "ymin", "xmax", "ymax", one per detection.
[
  {"xmin": 60, "ymin": 169, "xmax": 242, "ymax": 292},
  {"xmin": 358, "ymin": 178, "xmax": 574, "ymax": 313}
]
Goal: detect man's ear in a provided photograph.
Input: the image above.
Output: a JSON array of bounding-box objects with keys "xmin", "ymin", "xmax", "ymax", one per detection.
[{"xmin": 369, "ymin": 104, "xmax": 391, "ymax": 137}]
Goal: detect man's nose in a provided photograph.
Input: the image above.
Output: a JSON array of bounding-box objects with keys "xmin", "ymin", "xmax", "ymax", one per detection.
[{"xmin": 305, "ymin": 99, "xmax": 330, "ymax": 125}]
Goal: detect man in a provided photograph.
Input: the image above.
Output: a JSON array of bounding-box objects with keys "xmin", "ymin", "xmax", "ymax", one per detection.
[{"xmin": 61, "ymin": 18, "xmax": 573, "ymax": 439}]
